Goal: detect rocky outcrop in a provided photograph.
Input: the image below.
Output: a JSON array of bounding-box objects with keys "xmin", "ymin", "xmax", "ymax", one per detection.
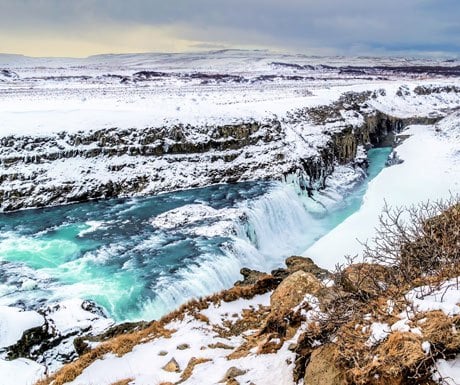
[
  {"xmin": 263, "ymin": 271, "xmax": 323, "ymax": 335},
  {"xmin": 2, "ymin": 300, "xmax": 113, "ymax": 370},
  {"xmin": 0, "ymin": 85, "xmax": 456, "ymax": 211},
  {"xmin": 234, "ymin": 268, "xmax": 274, "ymax": 286},
  {"xmin": 337, "ymin": 263, "xmax": 393, "ymax": 298},
  {"xmin": 304, "ymin": 344, "xmax": 345, "ymax": 385}
]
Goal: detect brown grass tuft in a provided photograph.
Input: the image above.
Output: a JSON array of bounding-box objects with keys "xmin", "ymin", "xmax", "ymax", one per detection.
[
  {"xmin": 177, "ymin": 357, "xmax": 212, "ymax": 383},
  {"xmin": 110, "ymin": 379, "xmax": 134, "ymax": 385},
  {"xmin": 418, "ymin": 310, "xmax": 460, "ymax": 351}
]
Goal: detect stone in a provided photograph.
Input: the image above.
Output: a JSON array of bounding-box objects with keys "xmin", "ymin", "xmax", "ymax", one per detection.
[
  {"xmin": 270, "ymin": 267, "xmax": 289, "ymax": 280},
  {"xmin": 158, "ymin": 350, "xmax": 168, "ymax": 356},
  {"xmin": 304, "ymin": 344, "xmax": 345, "ymax": 385},
  {"xmin": 263, "ymin": 270, "xmax": 323, "ymax": 335},
  {"xmin": 270, "ymin": 270, "xmax": 323, "ymax": 315},
  {"xmin": 235, "ymin": 268, "xmax": 267, "ymax": 286},
  {"xmin": 219, "ymin": 367, "xmax": 248, "ymax": 382},
  {"xmin": 162, "ymin": 357, "xmax": 180, "ymax": 373},
  {"xmin": 339, "ymin": 263, "xmax": 391, "ymax": 297},
  {"xmin": 285, "ymin": 256, "xmax": 329, "ymax": 279},
  {"xmin": 177, "ymin": 343, "xmax": 190, "ymax": 350}
]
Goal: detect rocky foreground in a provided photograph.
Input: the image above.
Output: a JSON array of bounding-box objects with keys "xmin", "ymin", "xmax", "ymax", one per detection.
[{"xmin": 3, "ymin": 199, "xmax": 451, "ymax": 385}]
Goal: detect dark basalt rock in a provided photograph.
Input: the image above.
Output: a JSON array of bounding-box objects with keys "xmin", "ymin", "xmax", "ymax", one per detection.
[
  {"xmin": 6, "ymin": 324, "xmax": 53, "ymax": 361},
  {"xmin": 1, "ymin": 69, "xmax": 19, "ymax": 78},
  {"xmin": 235, "ymin": 268, "xmax": 268, "ymax": 286},
  {"xmin": 90, "ymin": 321, "xmax": 150, "ymax": 342}
]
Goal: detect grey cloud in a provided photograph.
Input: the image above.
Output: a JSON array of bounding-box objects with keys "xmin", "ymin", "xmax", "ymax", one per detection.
[{"xmin": 0, "ymin": 0, "xmax": 458, "ymax": 55}]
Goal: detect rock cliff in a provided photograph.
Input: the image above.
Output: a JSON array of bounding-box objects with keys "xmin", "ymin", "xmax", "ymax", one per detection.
[{"xmin": 0, "ymin": 84, "xmax": 455, "ymax": 211}]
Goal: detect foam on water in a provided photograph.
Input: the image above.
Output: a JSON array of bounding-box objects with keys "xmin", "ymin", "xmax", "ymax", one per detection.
[{"xmin": 0, "ymin": 148, "xmax": 392, "ymax": 321}]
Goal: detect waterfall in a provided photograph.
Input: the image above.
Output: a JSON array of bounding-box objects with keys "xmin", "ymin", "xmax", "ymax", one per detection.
[{"xmin": 138, "ymin": 182, "xmax": 327, "ymax": 320}]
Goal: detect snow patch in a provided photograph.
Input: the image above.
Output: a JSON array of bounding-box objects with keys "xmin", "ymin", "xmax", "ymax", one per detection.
[{"xmin": 0, "ymin": 306, "xmax": 44, "ymax": 348}]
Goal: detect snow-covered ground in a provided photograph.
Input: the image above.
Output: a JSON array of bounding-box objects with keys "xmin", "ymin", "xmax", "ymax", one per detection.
[
  {"xmin": 0, "ymin": 306, "xmax": 43, "ymax": 348},
  {"xmin": 305, "ymin": 111, "xmax": 460, "ymax": 269},
  {"xmin": 1, "ymin": 50, "xmax": 459, "ymax": 137},
  {"xmin": 0, "ymin": 300, "xmax": 114, "ymax": 385},
  {"xmin": 56, "ymin": 292, "xmax": 298, "ymax": 385}
]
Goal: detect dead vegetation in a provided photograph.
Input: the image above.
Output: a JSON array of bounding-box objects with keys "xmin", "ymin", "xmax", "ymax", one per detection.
[
  {"xmin": 296, "ymin": 197, "xmax": 460, "ymax": 385},
  {"xmin": 110, "ymin": 379, "xmax": 134, "ymax": 385},
  {"xmin": 178, "ymin": 357, "xmax": 211, "ymax": 383},
  {"xmin": 363, "ymin": 198, "xmax": 460, "ymax": 290}
]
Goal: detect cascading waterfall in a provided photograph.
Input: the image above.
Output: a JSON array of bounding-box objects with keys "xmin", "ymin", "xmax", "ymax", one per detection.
[
  {"xmin": 0, "ymin": 147, "xmax": 392, "ymax": 322},
  {"xmin": 138, "ymin": 184, "xmax": 324, "ymax": 320}
]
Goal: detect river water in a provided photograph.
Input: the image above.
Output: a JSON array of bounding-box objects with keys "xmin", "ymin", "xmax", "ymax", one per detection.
[{"xmin": 0, "ymin": 148, "xmax": 392, "ymax": 322}]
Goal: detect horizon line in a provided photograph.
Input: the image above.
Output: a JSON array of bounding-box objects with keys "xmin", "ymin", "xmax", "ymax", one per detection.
[{"xmin": 1, "ymin": 48, "xmax": 459, "ymax": 61}]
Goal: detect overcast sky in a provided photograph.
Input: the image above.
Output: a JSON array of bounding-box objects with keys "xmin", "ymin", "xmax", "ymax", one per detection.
[{"xmin": 0, "ymin": 0, "xmax": 458, "ymax": 57}]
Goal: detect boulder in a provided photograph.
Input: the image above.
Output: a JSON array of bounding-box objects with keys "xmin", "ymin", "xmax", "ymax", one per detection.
[
  {"xmin": 304, "ymin": 344, "xmax": 345, "ymax": 385},
  {"xmin": 339, "ymin": 263, "xmax": 391, "ymax": 297},
  {"xmin": 219, "ymin": 367, "xmax": 247, "ymax": 383},
  {"xmin": 264, "ymin": 271, "xmax": 323, "ymax": 335},
  {"xmin": 163, "ymin": 357, "xmax": 180, "ymax": 373},
  {"xmin": 285, "ymin": 256, "xmax": 330, "ymax": 279},
  {"xmin": 271, "ymin": 270, "xmax": 323, "ymax": 313}
]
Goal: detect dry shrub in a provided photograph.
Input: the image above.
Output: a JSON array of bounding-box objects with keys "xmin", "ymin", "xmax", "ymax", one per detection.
[
  {"xmin": 374, "ymin": 332, "xmax": 425, "ymax": 379},
  {"xmin": 311, "ymin": 199, "xmax": 460, "ymax": 385},
  {"xmin": 337, "ymin": 263, "xmax": 393, "ymax": 299},
  {"xmin": 363, "ymin": 198, "xmax": 460, "ymax": 290},
  {"xmin": 339, "ymin": 331, "xmax": 425, "ymax": 385}
]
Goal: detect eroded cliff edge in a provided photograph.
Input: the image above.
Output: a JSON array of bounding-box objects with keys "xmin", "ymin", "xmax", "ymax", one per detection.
[{"xmin": 1, "ymin": 83, "xmax": 458, "ymax": 211}]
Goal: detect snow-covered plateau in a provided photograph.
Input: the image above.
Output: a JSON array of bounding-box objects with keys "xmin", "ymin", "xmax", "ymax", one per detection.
[{"xmin": 0, "ymin": 50, "xmax": 460, "ymax": 385}]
